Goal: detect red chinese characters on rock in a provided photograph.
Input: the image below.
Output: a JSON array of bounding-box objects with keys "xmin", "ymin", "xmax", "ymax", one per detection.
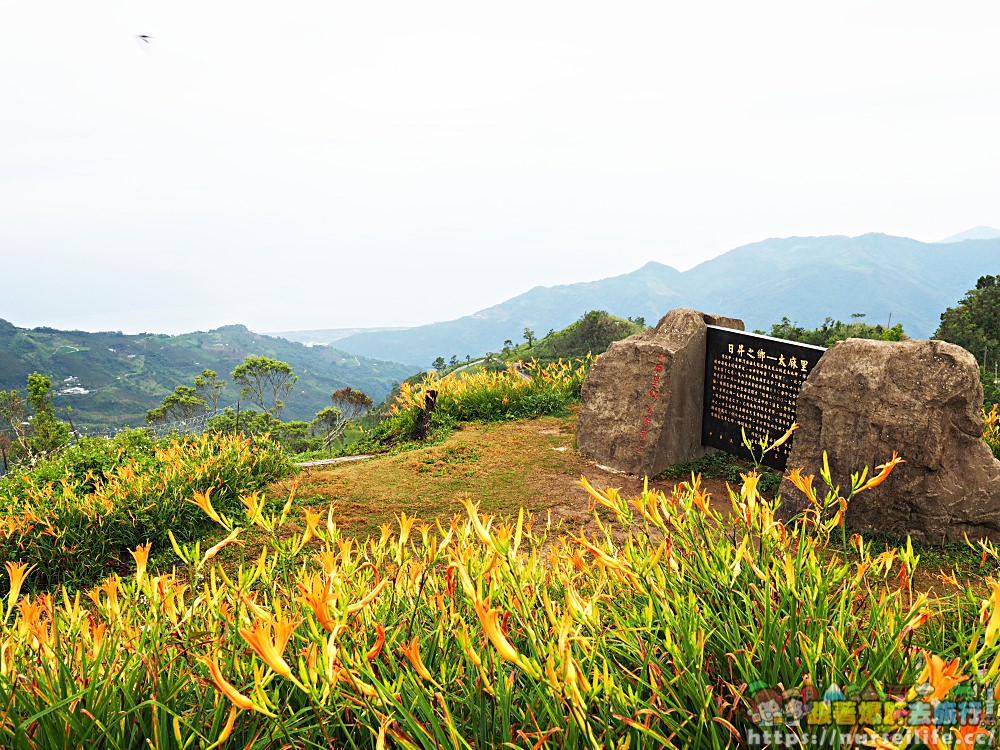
[{"xmin": 635, "ymin": 352, "xmax": 665, "ymax": 454}]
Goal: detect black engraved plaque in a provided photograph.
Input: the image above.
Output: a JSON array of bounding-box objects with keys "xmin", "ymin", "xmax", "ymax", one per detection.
[{"xmin": 702, "ymin": 326, "xmax": 826, "ymax": 470}]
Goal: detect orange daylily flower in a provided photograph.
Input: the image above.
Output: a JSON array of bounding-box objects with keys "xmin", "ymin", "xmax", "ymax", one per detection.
[
  {"xmin": 397, "ymin": 512, "xmax": 417, "ymax": 548},
  {"xmin": 366, "ymin": 623, "xmax": 386, "ymax": 662},
  {"xmin": 740, "ymin": 471, "xmax": 761, "ymax": 500},
  {"xmin": 936, "ymin": 570, "xmax": 959, "ymax": 587},
  {"xmin": 399, "ymin": 636, "xmax": 435, "ymax": 682},
  {"xmin": 983, "ymin": 577, "xmax": 1000, "ymax": 647},
  {"xmin": 294, "ymin": 508, "xmax": 323, "ymax": 553},
  {"xmin": 240, "ymin": 491, "xmax": 264, "ymax": 525},
  {"xmin": 129, "ymin": 542, "xmax": 151, "ymax": 582},
  {"xmin": 459, "ymin": 497, "xmax": 494, "ymax": 546},
  {"xmin": 192, "ymin": 488, "xmax": 222, "ymax": 524},
  {"xmin": 473, "ymin": 598, "xmax": 540, "ymax": 678},
  {"xmin": 204, "ymin": 705, "xmax": 239, "ymax": 750},
  {"xmin": 767, "ymin": 423, "xmax": 798, "ymax": 451},
  {"xmin": 858, "ymin": 452, "xmax": 906, "ymax": 492},
  {"xmin": 691, "ymin": 488, "xmax": 711, "ymax": 516},
  {"xmin": 915, "ymin": 651, "xmax": 967, "ymax": 702},
  {"xmin": 900, "ymin": 603, "xmax": 935, "ymax": 639},
  {"xmin": 200, "ymin": 528, "xmax": 243, "ymax": 566},
  {"xmin": 474, "ymin": 598, "xmax": 521, "ymax": 665},
  {"xmin": 785, "ymin": 468, "xmax": 818, "ymax": 504},
  {"xmin": 295, "ymin": 574, "xmax": 337, "ymax": 632},
  {"xmin": 239, "ymin": 615, "xmax": 299, "ymax": 681},
  {"xmin": 200, "ymin": 654, "xmax": 275, "ymax": 716},
  {"xmin": 345, "ymin": 578, "xmax": 390, "ymax": 614},
  {"xmin": 5, "ymin": 561, "xmax": 35, "ymax": 607}
]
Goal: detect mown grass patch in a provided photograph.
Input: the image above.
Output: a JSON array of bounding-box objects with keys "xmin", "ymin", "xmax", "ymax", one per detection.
[{"xmin": 274, "ymin": 414, "xmax": 583, "ymax": 544}]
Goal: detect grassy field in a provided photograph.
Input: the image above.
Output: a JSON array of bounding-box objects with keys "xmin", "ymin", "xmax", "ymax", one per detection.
[{"xmin": 270, "ymin": 409, "xmax": 618, "ymax": 543}]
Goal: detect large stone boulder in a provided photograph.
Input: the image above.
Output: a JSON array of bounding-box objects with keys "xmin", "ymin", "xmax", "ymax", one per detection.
[
  {"xmin": 781, "ymin": 338, "xmax": 1000, "ymax": 543},
  {"xmin": 577, "ymin": 308, "xmax": 743, "ymax": 477}
]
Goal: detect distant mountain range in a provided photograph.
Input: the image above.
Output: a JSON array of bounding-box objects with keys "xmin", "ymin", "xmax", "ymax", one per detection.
[
  {"xmin": 940, "ymin": 226, "xmax": 1000, "ymax": 243},
  {"xmin": 0, "ymin": 322, "xmax": 412, "ymax": 432},
  {"xmin": 321, "ymin": 233, "xmax": 1000, "ymax": 368},
  {"xmin": 269, "ymin": 326, "xmax": 408, "ymax": 346}
]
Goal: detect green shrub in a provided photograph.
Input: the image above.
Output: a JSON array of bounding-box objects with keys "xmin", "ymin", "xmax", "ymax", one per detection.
[
  {"xmin": 0, "ymin": 432, "xmax": 293, "ymax": 590},
  {"xmin": 349, "ymin": 358, "xmax": 590, "ymax": 454}
]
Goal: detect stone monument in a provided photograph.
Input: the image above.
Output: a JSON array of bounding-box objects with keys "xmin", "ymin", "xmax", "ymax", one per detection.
[
  {"xmin": 780, "ymin": 338, "xmax": 1000, "ymax": 543},
  {"xmin": 576, "ymin": 308, "xmax": 743, "ymax": 477}
]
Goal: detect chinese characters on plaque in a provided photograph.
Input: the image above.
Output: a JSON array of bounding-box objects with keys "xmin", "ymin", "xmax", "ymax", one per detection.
[{"xmin": 702, "ymin": 327, "xmax": 826, "ymax": 470}]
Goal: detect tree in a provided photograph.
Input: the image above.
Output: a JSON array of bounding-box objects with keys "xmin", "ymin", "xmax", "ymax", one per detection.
[
  {"xmin": 533, "ymin": 311, "xmax": 643, "ymax": 359},
  {"xmin": 25, "ymin": 373, "xmax": 71, "ymax": 455},
  {"xmin": 449, "ymin": 355, "xmax": 458, "ymax": 367},
  {"xmin": 194, "ymin": 369, "xmax": 226, "ymax": 414},
  {"xmin": 146, "ymin": 385, "xmax": 207, "ymax": 425},
  {"xmin": 231, "ymin": 356, "xmax": 298, "ymax": 419},
  {"xmin": 761, "ymin": 316, "xmax": 906, "ymax": 349},
  {"xmin": 314, "ymin": 387, "xmax": 373, "ymax": 450},
  {"xmin": 523, "ymin": 328, "xmax": 536, "ymax": 347},
  {"xmin": 0, "ymin": 389, "xmax": 28, "ymax": 458},
  {"xmin": 432, "ymin": 357, "xmax": 446, "ymax": 371},
  {"xmin": 936, "ymin": 275, "xmax": 1000, "ymax": 403},
  {"xmin": 206, "ymin": 406, "xmax": 280, "ymax": 437}
]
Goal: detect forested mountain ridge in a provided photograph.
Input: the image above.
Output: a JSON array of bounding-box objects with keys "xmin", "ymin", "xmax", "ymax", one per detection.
[{"xmin": 0, "ymin": 320, "xmax": 412, "ymax": 432}]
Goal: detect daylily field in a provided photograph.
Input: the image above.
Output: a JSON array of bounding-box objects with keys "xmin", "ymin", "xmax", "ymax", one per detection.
[{"xmin": 0, "ymin": 366, "xmax": 998, "ymax": 748}]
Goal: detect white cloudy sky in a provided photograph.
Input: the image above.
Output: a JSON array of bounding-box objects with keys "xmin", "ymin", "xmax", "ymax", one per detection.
[{"xmin": 2, "ymin": 1, "xmax": 999, "ymax": 334}]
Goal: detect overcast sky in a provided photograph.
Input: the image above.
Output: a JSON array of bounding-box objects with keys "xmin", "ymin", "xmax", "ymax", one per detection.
[{"xmin": 2, "ymin": 1, "xmax": 999, "ymax": 334}]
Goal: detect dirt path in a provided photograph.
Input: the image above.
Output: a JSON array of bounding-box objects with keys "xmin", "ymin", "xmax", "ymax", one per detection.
[{"xmin": 295, "ymin": 455, "xmax": 372, "ymax": 468}]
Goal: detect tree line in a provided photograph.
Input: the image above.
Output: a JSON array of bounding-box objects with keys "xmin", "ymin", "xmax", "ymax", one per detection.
[{"xmin": 0, "ymin": 355, "xmax": 373, "ymax": 470}]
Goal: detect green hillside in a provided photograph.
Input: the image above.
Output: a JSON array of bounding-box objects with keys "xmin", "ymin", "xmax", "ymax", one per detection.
[
  {"xmin": 0, "ymin": 320, "xmax": 412, "ymax": 433},
  {"xmin": 505, "ymin": 310, "xmax": 645, "ymax": 363}
]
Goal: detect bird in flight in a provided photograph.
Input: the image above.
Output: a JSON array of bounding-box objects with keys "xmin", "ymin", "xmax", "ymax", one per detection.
[{"xmin": 137, "ymin": 34, "xmax": 153, "ymax": 44}]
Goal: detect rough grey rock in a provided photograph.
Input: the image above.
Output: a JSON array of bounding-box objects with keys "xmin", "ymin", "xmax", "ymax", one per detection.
[
  {"xmin": 780, "ymin": 338, "xmax": 1000, "ymax": 543},
  {"xmin": 577, "ymin": 308, "xmax": 743, "ymax": 477}
]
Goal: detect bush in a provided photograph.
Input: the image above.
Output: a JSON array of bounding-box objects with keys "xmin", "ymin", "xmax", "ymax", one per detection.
[
  {"xmin": 6, "ymin": 428, "xmax": 159, "ymax": 493},
  {"xmin": 985, "ymin": 404, "xmax": 1000, "ymax": 459},
  {"xmin": 0, "ymin": 432, "xmax": 293, "ymax": 590},
  {"xmin": 346, "ymin": 358, "xmax": 590, "ymax": 454}
]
